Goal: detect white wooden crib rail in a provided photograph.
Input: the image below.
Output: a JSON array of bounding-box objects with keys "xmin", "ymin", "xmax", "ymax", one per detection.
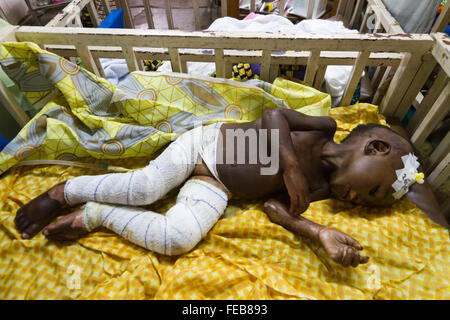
[
  {"xmin": 15, "ymin": 27, "xmax": 432, "ymax": 115},
  {"xmin": 43, "ymin": 0, "xmax": 422, "ymax": 108}
]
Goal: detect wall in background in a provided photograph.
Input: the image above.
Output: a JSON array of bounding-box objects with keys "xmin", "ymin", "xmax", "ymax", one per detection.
[{"xmin": 0, "ymin": 0, "xmax": 29, "ymax": 25}]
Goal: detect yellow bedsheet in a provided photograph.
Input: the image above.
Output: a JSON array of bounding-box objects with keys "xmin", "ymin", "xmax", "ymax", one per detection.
[{"xmin": 0, "ymin": 104, "xmax": 448, "ymax": 300}]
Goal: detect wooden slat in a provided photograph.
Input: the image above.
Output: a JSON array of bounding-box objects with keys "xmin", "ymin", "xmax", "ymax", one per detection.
[
  {"xmin": 341, "ymin": 51, "xmax": 370, "ymax": 106},
  {"xmin": 260, "ymin": 50, "xmax": 272, "ymax": 82},
  {"xmin": 367, "ymin": 0, "xmax": 403, "ymax": 33},
  {"xmin": 100, "ymin": 0, "xmax": 111, "ymax": 15},
  {"xmin": 371, "ymin": 65, "xmax": 397, "ymax": 105},
  {"xmin": 343, "ymin": 0, "xmax": 356, "ymax": 25},
  {"xmin": 432, "ymin": 1, "xmax": 450, "ymax": 33},
  {"xmin": 304, "ymin": 50, "xmax": 320, "ymax": 86},
  {"xmin": 117, "ymin": 0, "xmax": 134, "ymax": 29},
  {"xmin": 46, "ymin": 0, "xmax": 91, "ymax": 27},
  {"xmin": 74, "ymin": 14, "xmax": 83, "ymax": 27},
  {"xmin": 250, "ymin": 0, "xmax": 255, "ymax": 13},
  {"xmin": 168, "ymin": 47, "xmax": 182, "ymax": 72},
  {"xmin": 350, "ymin": 0, "xmax": 365, "ymax": 28},
  {"xmin": 193, "ymin": 0, "xmax": 200, "ymax": 30},
  {"xmin": 222, "ymin": 0, "xmax": 228, "ymax": 16},
  {"xmin": 86, "ymin": 0, "xmax": 100, "ymax": 28},
  {"xmin": 279, "ymin": 0, "xmax": 286, "ymax": 16},
  {"xmin": 407, "ymin": 69, "xmax": 447, "ymax": 135},
  {"xmin": 164, "ymin": 0, "xmax": 174, "ymax": 29},
  {"xmin": 215, "ymin": 48, "xmax": 225, "ymax": 78},
  {"xmin": 16, "ymin": 27, "xmax": 433, "ymax": 52},
  {"xmin": 306, "ymin": 0, "xmax": 315, "ymax": 19},
  {"xmin": 411, "ymin": 81, "xmax": 450, "ymax": 148},
  {"xmin": 379, "ymin": 52, "xmax": 424, "ymax": 116},
  {"xmin": 337, "ymin": 0, "xmax": 349, "ymax": 17},
  {"xmin": 359, "ymin": 4, "xmax": 372, "ymax": 33},
  {"xmin": 76, "ymin": 45, "xmax": 100, "ymax": 75},
  {"xmin": 143, "ymin": 0, "xmax": 155, "ymax": 29},
  {"xmin": 373, "ymin": 16, "xmax": 382, "ymax": 33},
  {"xmin": 313, "ymin": 65, "xmax": 327, "ymax": 90},
  {"xmin": 394, "ymin": 53, "xmax": 437, "ymax": 120},
  {"xmin": 93, "ymin": 56, "xmax": 106, "ymax": 78},
  {"xmin": 180, "ymin": 59, "xmax": 188, "ymax": 74},
  {"xmin": 269, "ymin": 65, "xmax": 279, "ymax": 83},
  {"xmin": 431, "ymin": 33, "xmax": 450, "ymax": 77},
  {"xmin": 371, "ymin": 66, "xmax": 386, "ymax": 92},
  {"xmin": 426, "ymin": 131, "xmax": 450, "ymax": 175},
  {"xmin": 428, "ymin": 153, "xmax": 450, "ymax": 191},
  {"xmin": 224, "ymin": 62, "xmax": 233, "ymax": 78},
  {"xmin": 122, "ymin": 46, "xmax": 140, "ymax": 72},
  {"xmin": 0, "ymin": 77, "xmax": 30, "ymax": 127}
]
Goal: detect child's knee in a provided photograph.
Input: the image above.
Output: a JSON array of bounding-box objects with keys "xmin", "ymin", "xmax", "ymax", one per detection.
[{"xmin": 188, "ymin": 175, "xmax": 231, "ymax": 200}]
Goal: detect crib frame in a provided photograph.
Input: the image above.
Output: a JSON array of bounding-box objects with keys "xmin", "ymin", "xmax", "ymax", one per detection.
[
  {"xmin": 43, "ymin": 0, "xmax": 422, "ymax": 109},
  {"xmin": 0, "ymin": 1, "xmax": 449, "ymax": 213}
]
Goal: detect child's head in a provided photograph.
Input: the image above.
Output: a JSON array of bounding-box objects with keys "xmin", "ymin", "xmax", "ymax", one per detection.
[{"xmin": 329, "ymin": 123, "xmax": 415, "ymax": 207}]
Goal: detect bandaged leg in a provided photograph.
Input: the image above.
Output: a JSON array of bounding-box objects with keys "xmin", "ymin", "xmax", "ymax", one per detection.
[
  {"xmin": 64, "ymin": 127, "xmax": 202, "ymax": 206},
  {"xmin": 82, "ymin": 178, "xmax": 229, "ymax": 255}
]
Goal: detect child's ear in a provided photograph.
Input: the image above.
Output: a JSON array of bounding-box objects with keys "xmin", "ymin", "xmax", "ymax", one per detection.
[{"xmin": 365, "ymin": 139, "xmax": 391, "ymax": 155}]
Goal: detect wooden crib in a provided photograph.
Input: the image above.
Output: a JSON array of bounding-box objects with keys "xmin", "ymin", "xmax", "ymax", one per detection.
[{"xmin": 0, "ymin": 0, "xmax": 448, "ymax": 214}]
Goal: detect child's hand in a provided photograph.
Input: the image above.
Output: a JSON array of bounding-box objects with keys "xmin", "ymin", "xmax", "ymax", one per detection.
[
  {"xmin": 282, "ymin": 166, "xmax": 310, "ymax": 215},
  {"xmin": 318, "ymin": 227, "xmax": 369, "ymax": 267}
]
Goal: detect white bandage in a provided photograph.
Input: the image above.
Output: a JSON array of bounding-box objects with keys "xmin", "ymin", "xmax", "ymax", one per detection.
[
  {"xmin": 392, "ymin": 153, "xmax": 425, "ymax": 199},
  {"xmin": 63, "ymin": 128, "xmax": 201, "ymax": 206},
  {"xmin": 83, "ymin": 179, "xmax": 228, "ymax": 255}
]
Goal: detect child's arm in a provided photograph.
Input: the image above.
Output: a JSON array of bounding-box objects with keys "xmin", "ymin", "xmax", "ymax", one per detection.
[
  {"xmin": 264, "ymin": 198, "xmax": 369, "ymax": 268},
  {"xmin": 264, "ymin": 109, "xmax": 337, "ymax": 138},
  {"xmin": 261, "ymin": 109, "xmax": 336, "ymax": 215}
]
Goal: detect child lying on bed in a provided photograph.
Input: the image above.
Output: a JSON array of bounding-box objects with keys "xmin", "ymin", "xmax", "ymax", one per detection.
[{"xmin": 15, "ymin": 109, "xmax": 449, "ymax": 268}]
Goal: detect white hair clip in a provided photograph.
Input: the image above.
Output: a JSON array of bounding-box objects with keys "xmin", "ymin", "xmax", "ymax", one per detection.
[{"xmin": 392, "ymin": 153, "xmax": 425, "ymax": 200}]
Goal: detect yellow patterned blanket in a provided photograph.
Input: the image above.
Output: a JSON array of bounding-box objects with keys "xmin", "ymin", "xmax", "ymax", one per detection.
[{"xmin": 0, "ymin": 42, "xmax": 448, "ymax": 299}]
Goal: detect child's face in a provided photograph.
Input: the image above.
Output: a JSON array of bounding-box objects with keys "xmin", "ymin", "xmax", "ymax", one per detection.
[
  {"xmin": 330, "ymin": 154, "xmax": 397, "ymax": 206},
  {"xmin": 329, "ymin": 132, "xmax": 408, "ymax": 207}
]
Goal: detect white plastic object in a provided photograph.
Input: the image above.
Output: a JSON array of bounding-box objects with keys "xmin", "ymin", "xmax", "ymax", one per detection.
[{"xmin": 291, "ymin": 0, "xmax": 327, "ymax": 19}]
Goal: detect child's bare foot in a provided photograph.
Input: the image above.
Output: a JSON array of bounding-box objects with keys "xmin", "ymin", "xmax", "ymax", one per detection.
[
  {"xmin": 42, "ymin": 209, "xmax": 89, "ymax": 242},
  {"xmin": 15, "ymin": 182, "xmax": 68, "ymax": 239}
]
